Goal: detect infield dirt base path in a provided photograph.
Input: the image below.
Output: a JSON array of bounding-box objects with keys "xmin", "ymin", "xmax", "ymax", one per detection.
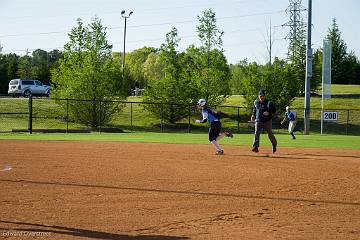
[{"xmin": 0, "ymin": 140, "xmax": 360, "ymax": 240}]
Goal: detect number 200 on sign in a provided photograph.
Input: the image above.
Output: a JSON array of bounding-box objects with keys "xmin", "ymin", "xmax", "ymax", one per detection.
[{"xmin": 323, "ymin": 111, "xmax": 338, "ymax": 121}]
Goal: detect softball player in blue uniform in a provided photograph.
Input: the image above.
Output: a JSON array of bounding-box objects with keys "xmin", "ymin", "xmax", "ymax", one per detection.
[
  {"xmin": 195, "ymin": 99, "xmax": 233, "ymax": 155},
  {"xmin": 281, "ymin": 106, "xmax": 300, "ymax": 139}
]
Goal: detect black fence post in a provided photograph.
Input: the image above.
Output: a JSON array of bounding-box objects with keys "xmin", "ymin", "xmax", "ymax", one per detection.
[
  {"xmin": 346, "ymin": 110, "xmax": 349, "ymax": 135},
  {"xmin": 130, "ymin": 102, "xmax": 133, "ymax": 132},
  {"xmin": 99, "ymin": 100, "xmax": 102, "ymax": 133},
  {"xmin": 188, "ymin": 104, "xmax": 191, "ymax": 133},
  {"xmin": 28, "ymin": 94, "xmax": 33, "ymax": 134},
  {"xmin": 66, "ymin": 99, "xmax": 69, "ymax": 133},
  {"xmin": 237, "ymin": 107, "xmax": 240, "ymax": 132},
  {"xmin": 161, "ymin": 103, "xmax": 163, "ymax": 133}
]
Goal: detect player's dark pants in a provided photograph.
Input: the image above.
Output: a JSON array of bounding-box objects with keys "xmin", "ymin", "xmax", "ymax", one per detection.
[
  {"xmin": 209, "ymin": 121, "xmax": 221, "ymax": 142},
  {"xmin": 253, "ymin": 120, "xmax": 277, "ymax": 148}
]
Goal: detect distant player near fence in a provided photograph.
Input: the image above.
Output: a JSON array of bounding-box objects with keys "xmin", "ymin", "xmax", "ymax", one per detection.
[{"xmin": 281, "ymin": 106, "xmax": 302, "ymax": 139}]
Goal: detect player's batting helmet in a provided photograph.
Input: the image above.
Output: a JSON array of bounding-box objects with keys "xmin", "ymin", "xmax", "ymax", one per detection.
[{"xmin": 197, "ymin": 99, "xmax": 207, "ymax": 107}]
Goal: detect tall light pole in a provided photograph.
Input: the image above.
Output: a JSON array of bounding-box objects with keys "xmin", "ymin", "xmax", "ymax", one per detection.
[{"xmin": 121, "ymin": 10, "xmax": 133, "ymax": 79}]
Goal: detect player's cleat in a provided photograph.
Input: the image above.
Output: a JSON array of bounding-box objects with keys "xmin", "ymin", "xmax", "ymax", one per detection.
[
  {"xmin": 252, "ymin": 147, "xmax": 259, "ymax": 153},
  {"xmin": 224, "ymin": 130, "xmax": 233, "ymax": 138},
  {"xmin": 272, "ymin": 144, "xmax": 277, "ymax": 153},
  {"xmin": 216, "ymin": 150, "xmax": 224, "ymax": 155},
  {"xmin": 291, "ymin": 133, "xmax": 296, "ymax": 139}
]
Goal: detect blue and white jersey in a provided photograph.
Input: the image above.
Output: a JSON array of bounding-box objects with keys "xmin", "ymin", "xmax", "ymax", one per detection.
[
  {"xmin": 285, "ymin": 111, "xmax": 296, "ymax": 121},
  {"xmin": 202, "ymin": 108, "xmax": 220, "ymax": 123}
]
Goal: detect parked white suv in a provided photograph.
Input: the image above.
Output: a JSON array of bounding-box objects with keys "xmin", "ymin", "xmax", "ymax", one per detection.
[{"xmin": 8, "ymin": 79, "xmax": 51, "ymax": 97}]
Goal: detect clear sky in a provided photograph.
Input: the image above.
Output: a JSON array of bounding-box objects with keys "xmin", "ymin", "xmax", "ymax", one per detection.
[{"xmin": 0, "ymin": 0, "xmax": 359, "ymax": 64}]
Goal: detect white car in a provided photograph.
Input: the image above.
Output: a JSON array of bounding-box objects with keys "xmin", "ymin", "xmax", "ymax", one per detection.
[{"xmin": 8, "ymin": 79, "xmax": 51, "ymax": 97}]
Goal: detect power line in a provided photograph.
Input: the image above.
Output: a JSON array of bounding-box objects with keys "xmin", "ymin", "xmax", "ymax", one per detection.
[
  {"xmin": 2, "ymin": 37, "xmax": 287, "ymax": 54},
  {"xmin": 1, "ymin": 25, "xmax": 286, "ymax": 54},
  {"xmin": 0, "ymin": 31, "xmax": 69, "ymax": 38},
  {"xmin": 0, "ymin": 10, "xmax": 284, "ymax": 38},
  {"xmin": 1, "ymin": 0, "xmax": 268, "ymax": 22}
]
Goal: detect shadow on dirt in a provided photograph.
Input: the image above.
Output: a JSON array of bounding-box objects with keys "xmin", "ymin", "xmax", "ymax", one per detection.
[
  {"xmin": 0, "ymin": 220, "xmax": 189, "ymax": 240},
  {"xmin": 1, "ymin": 179, "xmax": 359, "ymax": 207}
]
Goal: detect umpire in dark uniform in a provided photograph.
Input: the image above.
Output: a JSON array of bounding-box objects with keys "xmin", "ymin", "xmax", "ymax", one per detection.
[{"xmin": 251, "ymin": 90, "xmax": 277, "ymax": 153}]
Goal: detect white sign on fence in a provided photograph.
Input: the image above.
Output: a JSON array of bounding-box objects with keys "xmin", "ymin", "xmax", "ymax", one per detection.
[{"xmin": 323, "ymin": 111, "xmax": 338, "ymax": 121}]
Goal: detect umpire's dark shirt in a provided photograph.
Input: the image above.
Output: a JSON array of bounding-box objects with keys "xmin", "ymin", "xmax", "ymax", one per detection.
[{"xmin": 253, "ymin": 99, "xmax": 276, "ymax": 122}]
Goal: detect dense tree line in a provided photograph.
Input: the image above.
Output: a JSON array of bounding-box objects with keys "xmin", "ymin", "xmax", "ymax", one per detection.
[
  {"xmin": 0, "ymin": 17, "xmax": 358, "ymax": 96},
  {"xmin": 327, "ymin": 18, "xmax": 360, "ymax": 85},
  {"xmin": 0, "ymin": 49, "xmax": 63, "ymax": 93},
  {"xmin": 0, "ymin": 53, "xmax": 19, "ymax": 93},
  {"xmin": 230, "ymin": 18, "xmax": 359, "ymax": 101}
]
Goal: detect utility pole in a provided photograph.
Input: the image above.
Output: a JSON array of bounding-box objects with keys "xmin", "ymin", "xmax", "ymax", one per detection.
[{"xmin": 304, "ymin": 0, "xmax": 312, "ymax": 134}]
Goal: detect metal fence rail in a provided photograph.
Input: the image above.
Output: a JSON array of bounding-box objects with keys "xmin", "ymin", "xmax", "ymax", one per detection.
[{"xmin": 1, "ymin": 96, "xmax": 360, "ymax": 135}]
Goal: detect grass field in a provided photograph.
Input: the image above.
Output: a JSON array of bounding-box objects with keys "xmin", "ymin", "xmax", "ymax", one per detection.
[
  {"xmin": 0, "ymin": 132, "xmax": 359, "ymax": 150},
  {"xmin": 224, "ymin": 84, "xmax": 360, "ymax": 109},
  {"xmin": 316, "ymin": 84, "xmax": 360, "ymax": 95}
]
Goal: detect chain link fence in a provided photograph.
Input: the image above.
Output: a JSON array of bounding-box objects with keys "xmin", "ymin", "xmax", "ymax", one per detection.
[{"xmin": 1, "ymin": 96, "xmax": 359, "ymax": 135}]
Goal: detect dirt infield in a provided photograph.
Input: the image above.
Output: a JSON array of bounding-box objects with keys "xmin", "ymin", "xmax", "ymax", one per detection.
[{"xmin": 1, "ymin": 140, "xmax": 360, "ymax": 240}]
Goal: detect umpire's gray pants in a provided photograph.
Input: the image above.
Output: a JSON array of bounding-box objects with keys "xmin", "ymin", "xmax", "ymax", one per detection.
[{"xmin": 253, "ymin": 120, "xmax": 277, "ymax": 148}]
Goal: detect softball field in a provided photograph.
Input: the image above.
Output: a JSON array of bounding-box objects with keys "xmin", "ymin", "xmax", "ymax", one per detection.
[{"xmin": 1, "ymin": 140, "xmax": 360, "ymax": 239}]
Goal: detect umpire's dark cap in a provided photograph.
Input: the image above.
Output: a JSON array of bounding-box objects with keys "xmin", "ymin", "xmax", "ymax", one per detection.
[{"xmin": 258, "ymin": 90, "xmax": 265, "ymax": 96}]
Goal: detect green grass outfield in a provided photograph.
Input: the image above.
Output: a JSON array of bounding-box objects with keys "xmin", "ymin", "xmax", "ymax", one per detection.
[{"xmin": 0, "ymin": 132, "xmax": 359, "ymax": 150}]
